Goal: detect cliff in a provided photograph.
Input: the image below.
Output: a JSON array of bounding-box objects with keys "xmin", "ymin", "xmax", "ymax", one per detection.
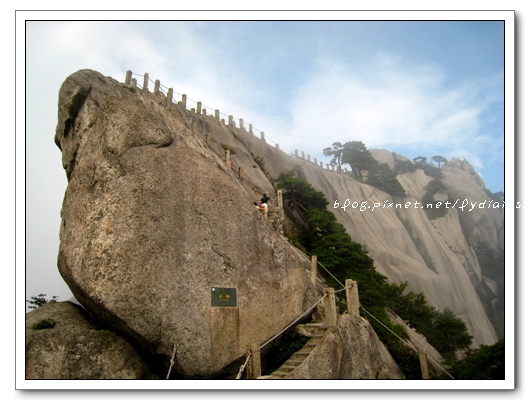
[{"xmin": 43, "ymin": 69, "xmax": 502, "ymax": 378}]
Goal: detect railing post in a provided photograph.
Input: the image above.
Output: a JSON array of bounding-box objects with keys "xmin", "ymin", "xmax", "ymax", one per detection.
[
  {"xmin": 167, "ymin": 88, "xmax": 173, "ymax": 107},
  {"xmin": 125, "ymin": 70, "xmax": 132, "ymax": 85},
  {"xmin": 277, "ymin": 189, "xmax": 283, "ymax": 219},
  {"xmin": 295, "ymin": 149, "xmax": 299, "ymax": 158},
  {"xmin": 249, "ymin": 124, "xmax": 253, "ymax": 135},
  {"xmin": 419, "ymin": 349, "xmax": 429, "ymax": 379},
  {"xmin": 345, "ymin": 279, "xmax": 360, "ymax": 318},
  {"xmin": 197, "ymin": 101, "xmax": 202, "ymax": 115},
  {"xmin": 261, "ymin": 132, "xmax": 265, "ymax": 142},
  {"xmin": 143, "ymin": 73, "xmax": 149, "ymax": 91},
  {"xmin": 324, "ymin": 287, "xmax": 337, "ymax": 329},
  {"xmin": 246, "ymin": 343, "xmax": 261, "ymax": 379},
  {"xmin": 154, "ymin": 79, "xmax": 160, "ymax": 94},
  {"xmin": 215, "ymin": 109, "xmax": 220, "ymax": 120},
  {"xmin": 181, "ymin": 94, "xmax": 187, "ymax": 109},
  {"xmin": 310, "ymin": 255, "xmax": 317, "ymax": 287},
  {"xmin": 239, "ymin": 118, "xmax": 244, "ymax": 130}
]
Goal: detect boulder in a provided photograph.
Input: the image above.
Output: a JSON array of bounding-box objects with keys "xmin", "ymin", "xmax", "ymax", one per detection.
[
  {"xmin": 26, "ymin": 301, "xmax": 154, "ymax": 379},
  {"xmin": 54, "ymin": 69, "xmax": 319, "ymax": 378}
]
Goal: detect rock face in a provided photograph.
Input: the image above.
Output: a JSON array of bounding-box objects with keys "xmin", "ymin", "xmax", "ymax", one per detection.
[
  {"xmin": 294, "ymin": 159, "xmax": 502, "ymax": 347},
  {"xmin": 26, "ymin": 301, "xmax": 154, "ymax": 379},
  {"xmin": 52, "ymin": 69, "xmax": 503, "ymax": 378},
  {"xmin": 54, "ymin": 70, "xmax": 320, "ymax": 378}
]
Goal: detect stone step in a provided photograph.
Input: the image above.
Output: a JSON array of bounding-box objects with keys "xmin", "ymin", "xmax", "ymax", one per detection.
[{"xmin": 266, "ymin": 321, "xmax": 329, "ymax": 379}]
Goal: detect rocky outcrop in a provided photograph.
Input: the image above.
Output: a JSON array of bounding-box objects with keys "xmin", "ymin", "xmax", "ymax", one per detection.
[
  {"xmin": 26, "ymin": 301, "xmax": 155, "ymax": 379},
  {"xmin": 54, "ymin": 69, "xmax": 320, "ymax": 378}
]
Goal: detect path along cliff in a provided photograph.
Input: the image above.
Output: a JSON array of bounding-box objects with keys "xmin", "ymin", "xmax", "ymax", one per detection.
[{"xmin": 50, "ymin": 69, "xmax": 503, "ymax": 378}]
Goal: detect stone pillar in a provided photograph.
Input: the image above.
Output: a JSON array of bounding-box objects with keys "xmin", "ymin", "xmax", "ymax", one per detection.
[
  {"xmin": 215, "ymin": 109, "xmax": 220, "ymax": 120},
  {"xmin": 197, "ymin": 101, "xmax": 202, "ymax": 115},
  {"xmin": 302, "ymin": 151, "xmax": 305, "ymax": 160},
  {"xmin": 314, "ymin": 158, "xmax": 318, "ymax": 165},
  {"xmin": 419, "ymin": 349, "xmax": 429, "ymax": 379},
  {"xmin": 125, "ymin": 70, "xmax": 132, "ymax": 85},
  {"xmin": 181, "ymin": 94, "xmax": 187, "ymax": 109},
  {"xmin": 261, "ymin": 131, "xmax": 265, "ymax": 142},
  {"xmin": 307, "ymin": 155, "xmax": 311, "ymax": 162},
  {"xmin": 132, "ymin": 78, "xmax": 137, "ymax": 88},
  {"xmin": 295, "ymin": 149, "xmax": 299, "ymax": 158},
  {"xmin": 311, "ymin": 255, "xmax": 317, "ymax": 287},
  {"xmin": 320, "ymin": 162, "xmax": 323, "ymax": 168},
  {"xmin": 246, "ymin": 343, "xmax": 261, "ymax": 379},
  {"xmin": 143, "ymin": 73, "xmax": 149, "ymax": 91},
  {"xmin": 324, "ymin": 287, "xmax": 337, "ymax": 329},
  {"xmin": 326, "ymin": 164, "xmax": 329, "ymax": 170},
  {"xmin": 239, "ymin": 118, "xmax": 244, "ymax": 130},
  {"xmin": 167, "ymin": 88, "xmax": 173, "ymax": 107},
  {"xmin": 275, "ymin": 143, "xmax": 279, "ymax": 149},
  {"xmin": 249, "ymin": 124, "xmax": 253, "ymax": 135},
  {"xmin": 229, "ymin": 115, "xmax": 234, "ymax": 127},
  {"xmin": 154, "ymin": 79, "xmax": 160, "ymax": 94},
  {"xmin": 345, "ymin": 279, "xmax": 360, "ymax": 318}
]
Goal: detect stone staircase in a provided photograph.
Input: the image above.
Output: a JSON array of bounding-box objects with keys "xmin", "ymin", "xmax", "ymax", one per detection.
[{"xmin": 265, "ymin": 322, "xmax": 327, "ymax": 379}]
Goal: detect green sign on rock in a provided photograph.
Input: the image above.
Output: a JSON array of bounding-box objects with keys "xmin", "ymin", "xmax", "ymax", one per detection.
[{"xmin": 211, "ymin": 287, "xmax": 237, "ymax": 307}]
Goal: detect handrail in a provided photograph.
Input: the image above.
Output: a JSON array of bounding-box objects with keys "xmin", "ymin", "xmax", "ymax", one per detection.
[{"xmin": 126, "ymin": 70, "xmax": 338, "ymax": 171}]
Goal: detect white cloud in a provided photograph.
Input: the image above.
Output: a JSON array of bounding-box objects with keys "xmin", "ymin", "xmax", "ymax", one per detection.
[{"xmin": 279, "ymin": 56, "xmax": 500, "ymax": 167}]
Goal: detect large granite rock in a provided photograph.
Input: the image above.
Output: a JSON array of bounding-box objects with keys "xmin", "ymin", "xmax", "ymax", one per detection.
[
  {"xmin": 54, "ymin": 70, "xmax": 319, "ymax": 378},
  {"xmin": 26, "ymin": 301, "xmax": 154, "ymax": 379}
]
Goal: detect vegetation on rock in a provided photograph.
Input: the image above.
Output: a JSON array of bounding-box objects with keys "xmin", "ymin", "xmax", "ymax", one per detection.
[
  {"xmin": 323, "ymin": 141, "xmax": 405, "ymax": 197},
  {"xmin": 275, "ymin": 171, "xmax": 476, "ymax": 378}
]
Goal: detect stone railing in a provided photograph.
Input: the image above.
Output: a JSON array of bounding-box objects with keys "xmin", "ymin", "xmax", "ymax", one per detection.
[{"xmin": 124, "ymin": 70, "xmax": 346, "ymax": 174}]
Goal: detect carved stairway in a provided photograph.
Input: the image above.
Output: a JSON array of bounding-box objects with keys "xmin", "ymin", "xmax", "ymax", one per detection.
[{"xmin": 265, "ymin": 322, "xmax": 328, "ymax": 379}]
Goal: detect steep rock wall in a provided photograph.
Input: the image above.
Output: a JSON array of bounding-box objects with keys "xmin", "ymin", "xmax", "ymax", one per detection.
[{"xmin": 55, "ymin": 70, "xmax": 320, "ymax": 377}]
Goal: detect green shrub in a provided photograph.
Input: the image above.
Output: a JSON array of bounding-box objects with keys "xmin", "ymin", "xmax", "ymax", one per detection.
[{"xmin": 32, "ymin": 319, "xmax": 56, "ymax": 330}]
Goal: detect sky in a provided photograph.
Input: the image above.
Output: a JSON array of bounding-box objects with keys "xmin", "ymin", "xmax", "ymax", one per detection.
[
  {"xmin": 22, "ymin": 15, "xmax": 510, "ymax": 307},
  {"xmin": 21, "ymin": 13, "xmax": 511, "ymax": 307},
  {"xmin": 12, "ymin": 3, "xmax": 523, "ymax": 398}
]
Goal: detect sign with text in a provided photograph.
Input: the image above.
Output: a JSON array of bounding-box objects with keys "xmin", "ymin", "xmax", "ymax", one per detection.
[{"xmin": 211, "ymin": 287, "xmax": 237, "ymax": 307}]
